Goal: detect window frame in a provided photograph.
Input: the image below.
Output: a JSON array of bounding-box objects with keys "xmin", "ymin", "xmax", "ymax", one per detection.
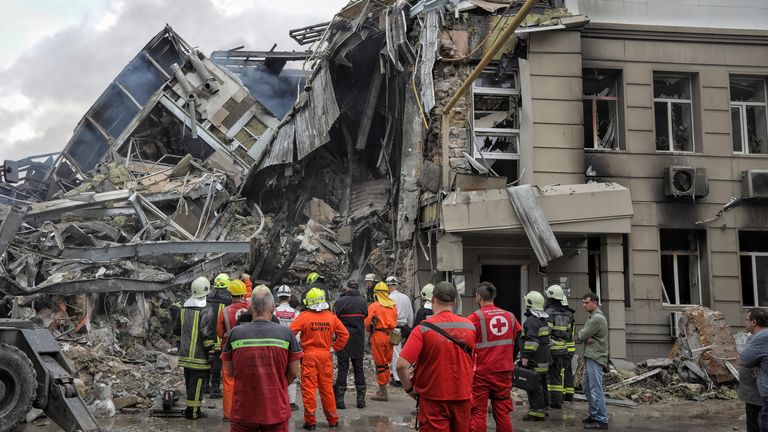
[
  {"xmin": 741, "ymin": 251, "xmax": 768, "ymax": 307},
  {"xmin": 653, "ymin": 73, "xmax": 696, "ymax": 153},
  {"xmin": 660, "ymin": 230, "xmax": 702, "ymax": 306},
  {"xmin": 471, "ymin": 66, "xmax": 521, "ymax": 161},
  {"xmin": 582, "ymin": 69, "xmax": 622, "ymax": 150},
  {"xmin": 730, "ymin": 76, "xmax": 768, "ymax": 154}
]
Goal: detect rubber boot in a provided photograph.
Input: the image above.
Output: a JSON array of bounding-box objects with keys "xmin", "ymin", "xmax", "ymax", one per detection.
[
  {"xmin": 370, "ymin": 384, "xmax": 388, "ymax": 401},
  {"xmin": 356, "ymin": 386, "xmax": 366, "ymax": 408},
  {"xmin": 335, "ymin": 386, "xmax": 346, "ymax": 409}
]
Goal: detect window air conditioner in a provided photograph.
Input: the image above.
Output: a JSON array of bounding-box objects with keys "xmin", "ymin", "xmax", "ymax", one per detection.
[
  {"xmin": 669, "ymin": 311, "xmax": 683, "ymax": 338},
  {"xmin": 664, "ymin": 166, "xmax": 708, "ymax": 198},
  {"xmin": 742, "ymin": 170, "xmax": 768, "ymax": 199}
]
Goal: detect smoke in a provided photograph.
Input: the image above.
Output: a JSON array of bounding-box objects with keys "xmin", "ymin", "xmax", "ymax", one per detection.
[
  {"xmin": 0, "ymin": 0, "xmax": 346, "ymax": 161},
  {"xmin": 234, "ymin": 64, "xmax": 305, "ymax": 119}
]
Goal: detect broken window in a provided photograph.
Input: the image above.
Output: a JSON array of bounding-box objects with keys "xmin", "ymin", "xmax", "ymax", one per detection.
[
  {"xmin": 654, "ymin": 73, "xmax": 695, "ymax": 152},
  {"xmin": 583, "ymin": 69, "xmax": 621, "ymax": 150},
  {"xmin": 740, "ymin": 231, "xmax": 768, "ymax": 307},
  {"xmin": 472, "ymin": 66, "xmax": 520, "ymax": 161},
  {"xmin": 660, "ymin": 229, "xmax": 703, "ymax": 305},
  {"xmin": 730, "ymin": 75, "xmax": 768, "ymax": 154}
]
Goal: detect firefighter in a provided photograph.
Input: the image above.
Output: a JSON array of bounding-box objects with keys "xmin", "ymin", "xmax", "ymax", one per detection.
[
  {"xmin": 275, "ymin": 284, "xmax": 300, "ymax": 411},
  {"xmin": 521, "ymin": 291, "xmax": 551, "ymax": 421},
  {"xmin": 544, "ymin": 284, "xmax": 575, "ymax": 409},
  {"xmin": 562, "ymin": 296, "xmax": 577, "ymax": 402},
  {"xmin": 241, "ymin": 273, "xmax": 253, "ymax": 299},
  {"xmin": 174, "ymin": 277, "xmax": 217, "ymax": 420},
  {"xmin": 301, "ymin": 271, "xmax": 330, "ymax": 308},
  {"xmin": 363, "ymin": 273, "xmax": 378, "ymax": 302},
  {"xmin": 364, "ymin": 281, "xmax": 397, "ymax": 402},
  {"xmin": 333, "ymin": 280, "xmax": 369, "ymax": 409},
  {"xmin": 206, "ymin": 273, "xmax": 232, "ymax": 399},
  {"xmin": 216, "ymin": 279, "xmax": 249, "ymax": 421},
  {"xmin": 386, "ymin": 276, "xmax": 413, "ymax": 388},
  {"xmin": 414, "ymin": 283, "xmax": 435, "ymax": 327},
  {"xmin": 290, "ymin": 288, "xmax": 349, "ymax": 430},
  {"xmin": 469, "ymin": 282, "xmax": 521, "ymax": 432}
]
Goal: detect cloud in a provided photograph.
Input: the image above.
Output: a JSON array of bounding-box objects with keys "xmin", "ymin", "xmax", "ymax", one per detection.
[{"xmin": 0, "ymin": 0, "xmax": 346, "ymax": 161}]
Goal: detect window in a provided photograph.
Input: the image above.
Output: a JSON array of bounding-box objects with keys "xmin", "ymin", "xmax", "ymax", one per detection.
[
  {"xmin": 660, "ymin": 229, "xmax": 702, "ymax": 305},
  {"xmin": 654, "ymin": 73, "xmax": 695, "ymax": 152},
  {"xmin": 740, "ymin": 231, "xmax": 768, "ymax": 307},
  {"xmin": 583, "ymin": 69, "xmax": 621, "ymax": 150},
  {"xmin": 472, "ymin": 66, "xmax": 520, "ymax": 160},
  {"xmin": 730, "ymin": 76, "xmax": 768, "ymax": 154}
]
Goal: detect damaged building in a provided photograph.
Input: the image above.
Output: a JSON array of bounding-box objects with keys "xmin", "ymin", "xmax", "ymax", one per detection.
[{"xmin": 1, "ymin": 0, "xmax": 767, "ymax": 375}]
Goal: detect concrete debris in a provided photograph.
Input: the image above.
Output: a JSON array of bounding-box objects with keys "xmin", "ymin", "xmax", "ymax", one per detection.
[{"xmin": 677, "ymin": 305, "xmax": 739, "ymax": 384}]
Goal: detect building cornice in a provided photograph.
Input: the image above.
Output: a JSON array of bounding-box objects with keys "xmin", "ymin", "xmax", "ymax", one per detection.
[{"xmin": 581, "ymin": 22, "xmax": 768, "ymax": 45}]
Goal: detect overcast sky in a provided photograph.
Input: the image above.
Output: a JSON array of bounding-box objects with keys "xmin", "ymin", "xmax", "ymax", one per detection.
[{"xmin": 0, "ymin": 0, "xmax": 347, "ymax": 162}]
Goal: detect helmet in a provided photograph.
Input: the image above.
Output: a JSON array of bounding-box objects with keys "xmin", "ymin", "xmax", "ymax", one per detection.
[
  {"xmin": 228, "ymin": 280, "xmax": 247, "ymax": 296},
  {"xmin": 191, "ymin": 277, "xmax": 210, "ymax": 298},
  {"xmin": 385, "ymin": 276, "xmax": 399, "ymax": 285},
  {"xmin": 306, "ymin": 272, "xmax": 324, "ymax": 285},
  {"xmin": 276, "ymin": 285, "xmax": 292, "ymax": 299},
  {"xmin": 561, "ymin": 296, "xmax": 569, "ymax": 307},
  {"xmin": 364, "ymin": 273, "xmax": 377, "ymax": 282},
  {"xmin": 214, "ymin": 273, "xmax": 231, "ymax": 289},
  {"xmin": 303, "ymin": 287, "xmax": 327, "ymax": 307},
  {"xmin": 545, "ymin": 284, "xmax": 565, "ymax": 301},
  {"xmin": 373, "ymin": 281, "xmax": 389, "ymax": 293},
  {"xmin": 421, "ymin": 283, "xmax": 434, "ymax": 301},
  {"xmin": 524, "ymin": 291, "xmax": 546, "ymax": 311}
]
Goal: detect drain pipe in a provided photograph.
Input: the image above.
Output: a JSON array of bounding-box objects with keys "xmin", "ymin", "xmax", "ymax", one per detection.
[{"xmin": 440, "ymin": 0, "xmax": 539, "ymax": 187}]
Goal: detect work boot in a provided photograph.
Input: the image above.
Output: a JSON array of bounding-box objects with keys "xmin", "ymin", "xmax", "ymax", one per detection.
[
  {"xmin": 209, "ymin": 386, "xmax": 223, "ymax": 399},
  {"xmin": 335, "ymin": 386, "xmax": 346, "ymax": 409},
  {"xmin": 356, "ymin": 386, "xmax": 366, "ymax": 409},
  {"xmin": 584, "ymin": 422, "xmax": 609, "ymax": 429},
  {"xmin": 582, "ymin": 416, "xmax": 597, "ymax": 424},
  {"xmin": 370, "ymin": 384, "xmax": 388, "ymax": 401},
  {"xmin": 290, "ymin": 403, "xmax": 299, "ymax": 411},
  {"xmin": 302, "ymin": 424, "xmax": 316, "ymax": 430}
]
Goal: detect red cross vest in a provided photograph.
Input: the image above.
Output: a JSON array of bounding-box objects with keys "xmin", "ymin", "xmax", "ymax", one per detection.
[{"xmin": 471, "ymin": 305, "xmax": 521, "ymax": 374}]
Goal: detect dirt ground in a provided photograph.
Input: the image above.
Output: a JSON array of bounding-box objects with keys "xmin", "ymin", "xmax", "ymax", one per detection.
[{"xmin": 19, "ymin": 389, "xmax": 747, "ymax": 432}]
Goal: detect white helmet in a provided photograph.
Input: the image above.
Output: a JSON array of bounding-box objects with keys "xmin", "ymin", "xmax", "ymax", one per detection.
[
  {"xmin": 546, "ymin": 284, "xmax": 565, "ymax": 301},
  {"xmin": 275, "ymin": 285, "xmax": 292, "ymax": 299},
  {"xmin": 364, "ymin": 273, "xmax": 377, "ymax": 282},
  {"xmin": 421, "ymin": 283, "xmax": 434, "ymax": 301},
  {"xmin": 191, "ymin": 277, "xmax": 210, "ymax": 298}
]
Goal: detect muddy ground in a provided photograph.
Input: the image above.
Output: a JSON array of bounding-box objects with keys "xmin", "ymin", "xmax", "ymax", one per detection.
[{"xmin": 20, "ymin": 390, "xmax": 747, "ymax": 432}]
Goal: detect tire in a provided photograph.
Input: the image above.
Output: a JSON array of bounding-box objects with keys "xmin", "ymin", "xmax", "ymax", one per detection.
[{"xmin": 0, "ymin": 343, "xmax": 37, "ymax": 432}]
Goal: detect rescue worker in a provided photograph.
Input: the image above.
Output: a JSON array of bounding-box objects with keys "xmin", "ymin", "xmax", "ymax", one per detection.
[
  {"xmin": 396, "ymin": 281, "xmax": 476, "ymax": 432},
  {"xmin": 333, "ymin": 280, "xmax": 369, "ymax": 409},
  {"xmin": 241, "ymin": 273, "xmax": 253, "ymax": 299},
  {"xmin": 520, "ymin": 291, "xmax": 551, "ymax": 421},
  {"xmin": 274, "ymin": 284, "xmax": 300, "ymax": 411},
  {"xmin": 221, "ymin": 285, "xmax": 302, "ymax": 432},
  {"xmin": 413, "ymin": 283, "xmax": 435, "ymax": 327},
  {"xmin": 301, "ymin": 271, "xmax": 330, "ymax": 308},
  {"xmin": 216, "ymin": 279, "xmax": 249, "ymax": 421},
  {"xmin": 469, "ymin": 282, "xmax": 521, "ymax": 432},
  {"xmin": 365, "ymin": 281, "xmax": 398, "ymax": 402},
  {"xmin": 363, "ymin": 273, "xmax": 378, "ymax": 302},
  {"xmin": 386, "ymin": 276, "xmax": 413, "ymax": 388},
  {"xmin": 206, "ymin": 273, "xmax": 232, "ymax": 399},
  {"xmin": 544, "ymin": 284, "xmax": 575, "ymax": 409},
  {"xmin": 174, "ymin": 277, "xmax": 217, "ymax": 419},
  {"xmin": 290, "ymin": 288, "xmax": 349, "ymax": 430},
  {"xmin": 563, "ymin": 296, "xmax": 577, "ymax": 403}
]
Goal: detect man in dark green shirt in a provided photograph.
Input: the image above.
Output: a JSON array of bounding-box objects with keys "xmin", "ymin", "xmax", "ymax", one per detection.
[{"xmin": 576, "ymin": 292, "xmax": 609, "ymax": 430}]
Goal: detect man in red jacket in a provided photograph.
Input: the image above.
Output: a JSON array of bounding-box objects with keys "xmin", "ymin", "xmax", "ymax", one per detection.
[
  {"xmin": 396, "ymin": 281, "xmax": 476, "ymax": 432},
  {"xmin": 468, "ymin": 282, "xmax": 521, "ymax": 432}
]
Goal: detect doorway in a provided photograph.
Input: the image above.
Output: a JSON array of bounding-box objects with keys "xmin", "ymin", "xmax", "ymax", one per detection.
[{"xmin": 479, "ymin": 265, "xmax": 522, "ymax": 318}]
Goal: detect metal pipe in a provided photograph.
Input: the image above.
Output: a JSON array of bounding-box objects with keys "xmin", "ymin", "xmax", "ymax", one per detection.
[
  {"xmin": 188, "ymin": 49, "xmax": 220, "ymax": 93},
  {"xmin": 440, "ymin": 0, "xmax": 539, "ymax": 187},
  {"xmin": 170, "ymin": 63, "xmax": 197, "ymax": 101}
]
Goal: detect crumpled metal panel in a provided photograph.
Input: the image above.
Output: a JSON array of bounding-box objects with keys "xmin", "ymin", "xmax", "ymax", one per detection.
[
  {"xmin": 419, "ymin": 10, "xmax": 440, "ymax": 114},
  {"xmin": 296, "ymin": 63, "xmax": 340, "ymax": 160},
  {"xmin": 262, "ymin": 121, "xmax": 295, "ymax": 168},
  {"xmin": 505, "ymin": 184, "xmax": 563, "ymax": 266}
]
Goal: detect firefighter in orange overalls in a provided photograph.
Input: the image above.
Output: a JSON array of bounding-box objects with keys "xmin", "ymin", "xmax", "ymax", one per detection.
[
  {"xmin": 216, "ymin": 279, "xmax": 250, "ymax": 421},
  {"xmin": 290, "ymin": 288, "xmax": 349, "ymax": 430},
  {"xmin": 364, "ymin": 281, "xmax": 398, "ymax": 402}
]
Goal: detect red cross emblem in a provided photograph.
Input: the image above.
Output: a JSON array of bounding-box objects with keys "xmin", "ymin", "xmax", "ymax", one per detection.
[{"xmin": 489, "ymin": 316, "xmax": 508, "ymax": 336}]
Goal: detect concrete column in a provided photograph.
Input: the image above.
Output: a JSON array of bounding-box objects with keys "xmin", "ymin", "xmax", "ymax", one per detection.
[{"xmin": 600, "ymin": 233, "xmax": 627, "ymax": 360}]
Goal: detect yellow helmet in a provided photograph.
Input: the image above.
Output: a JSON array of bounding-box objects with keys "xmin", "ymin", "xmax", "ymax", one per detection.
[
  {"xmin": 306, "ymin": 272, "xmax": 324, "ymax": 285},
  {"xmin": 303, "ymin": 287, "xmax": 327, "ymax": 308},
  {"xmin": 546, "ymin": 284, "xmax": 565, "ymax": 301},
  {"xmin": 228, "ymin": 279, "xmax": 247, "ymax": 296},
  {"xmin": 214, "ymin": 273, "xmax": 231, "ymax": 289},
  {"xmin": 524, "ymin": 291, "xmax": 546, "ymax": 311},
  {"xmin": 373, "ymin": 281, "xmax": 389, "ymax": 293}
]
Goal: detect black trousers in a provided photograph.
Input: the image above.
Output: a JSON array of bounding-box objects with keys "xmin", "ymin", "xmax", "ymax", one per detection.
[
  {"xmin": 209, "ymin": 353, "xmax": 222, "ymax": 389},
  {"xmin": 563, "ymin": 353, "xmax": 575, "ymax": 401},
  {"xmin": 747, "ymin": 403, "xmax": 761, "ymax": 432},
  {"xmin": 184, "ymin": 367, "xmax": 210, "ymax": 418},
  {"xmin": 547, "ymin": 355, "xmax": 567, "ymax": 407},
  {"xmin": 525, "ymin": 372, "xmax": 548, "ymax": 418},
  {"xmin": 335, "ymin": 353, "xmax": 366, "ymax": 387}
]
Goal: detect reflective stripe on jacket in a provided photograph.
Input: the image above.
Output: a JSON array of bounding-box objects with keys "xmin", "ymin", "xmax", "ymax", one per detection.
[
  {"xmin": 545, "ymin": 300, "xmax": 575, "ymax": 356},
  {"xmin": 178, "ymin": 304, "xmax": 216, "ymax": 370},
  {"xmin": 521, "ymin": 311, "xmax": 551, "ymax": 373}
]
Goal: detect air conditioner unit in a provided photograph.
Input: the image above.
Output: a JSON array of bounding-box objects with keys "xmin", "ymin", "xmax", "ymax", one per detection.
[
  {"xmin": 664, "ymin": 166, "xmax": 708, "ymax": 198},
  {"xmin": 742, "ymin": 170, "xmax": 768, "ymax": 199},
  {"xmin": 669, "ymin": 311, "xmax": 683, "ymax": 338}
]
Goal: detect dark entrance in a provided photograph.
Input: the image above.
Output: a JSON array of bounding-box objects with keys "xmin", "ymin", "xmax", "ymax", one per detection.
[{"xmin": 479, "ymin": 265, "xmax": 522, "ymax": 318}]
